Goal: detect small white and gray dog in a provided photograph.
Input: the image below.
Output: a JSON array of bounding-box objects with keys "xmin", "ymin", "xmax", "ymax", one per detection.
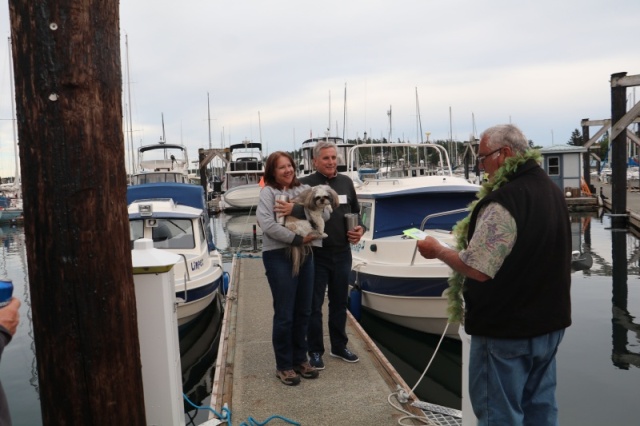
[{"xmin": 283, "ymin": 184, "xmax": 340, "ymax": 276}]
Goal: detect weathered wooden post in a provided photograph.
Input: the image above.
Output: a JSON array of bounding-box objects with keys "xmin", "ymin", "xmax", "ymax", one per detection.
[
  {"xmin": 8, "ymin": 1, "xmax": 147, "ymax": 424},
  {"xmin": 582, "ymin": 118, "xmax": 591, "ymax": 189},
  {"xmin": 610, "ymin": 72, "xmax": 629, "ymax": 229}
]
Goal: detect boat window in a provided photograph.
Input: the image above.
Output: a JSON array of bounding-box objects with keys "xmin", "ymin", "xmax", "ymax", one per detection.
[
  {"xmin": 199, "ymin": 217, "xmax": 207, "ymax": 247},
  {"xmin": 152, "ymin": 219, "xmax": 195, "ymax": 249},
  {"xmin": 129, "ymin": 220, "xmax": 144, "ymax": 249},
  {"xmin": 360, "ymin": 202, "xmax": 372, "ymax": 231}
]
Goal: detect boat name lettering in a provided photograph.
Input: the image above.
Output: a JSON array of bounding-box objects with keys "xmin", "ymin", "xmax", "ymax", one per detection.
[
  {"xmin": 351, "ymin": 241, "xmax": 365, "ymax": 253},
  {"xmin": 191, "ymin": 259, "xmax": 204, "ymax": 271}
]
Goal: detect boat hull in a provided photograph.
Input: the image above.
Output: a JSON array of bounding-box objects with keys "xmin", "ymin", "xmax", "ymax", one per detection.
[
  {"xmin": 176, "ymin": 270, "xmax": 223, "ymax": 326},
  {"xmin": 351, "ymin": 267, "xmax": 460, "ymax": 339},
  {"xmin": 221, "ymin": 184, "xmax": 261, "ymax": 210}
]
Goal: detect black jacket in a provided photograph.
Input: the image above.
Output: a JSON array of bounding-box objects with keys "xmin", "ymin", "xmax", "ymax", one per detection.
[{"xmin": 463, "ymin": 160, "xmax": 572, "ymax": 338}]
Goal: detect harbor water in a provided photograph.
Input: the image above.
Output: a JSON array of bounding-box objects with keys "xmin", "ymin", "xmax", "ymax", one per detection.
[{"xmin": 1, "ymin": 210, "xmax": 639, "ymax": 425}]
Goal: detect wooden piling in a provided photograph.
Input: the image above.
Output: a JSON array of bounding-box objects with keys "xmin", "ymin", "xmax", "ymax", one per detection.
[
  {"xmin": 611, "ymin": 72, "xmax": 629, "ymax": 228},
  {"xmin": 8, "ymin": 1, "xmax": 146, "ymax": 424}
]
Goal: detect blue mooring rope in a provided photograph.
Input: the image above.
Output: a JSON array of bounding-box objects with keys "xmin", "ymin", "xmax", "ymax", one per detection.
[{"xmin": 182, "ymin": 393, "xmax": 300, "ymax": 426}]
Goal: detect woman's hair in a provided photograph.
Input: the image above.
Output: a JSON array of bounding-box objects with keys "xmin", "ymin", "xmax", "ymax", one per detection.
[
  {"xmin": 263, "ymin": 151, "xmax": 301, "ymax": 189},
  {"xmin": 481, "ymin": 124, "xmax": 529, "ymax": 155}
]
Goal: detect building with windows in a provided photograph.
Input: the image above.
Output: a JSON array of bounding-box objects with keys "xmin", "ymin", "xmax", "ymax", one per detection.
[{"xmin": 539, "ymin": 145, "xmax": 588, "ymax": 193}]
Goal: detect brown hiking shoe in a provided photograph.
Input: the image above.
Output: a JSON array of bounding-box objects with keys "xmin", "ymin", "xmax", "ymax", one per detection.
[
  {"xmin": 276, "ymin": 369, "xmax": 301, "ymax": 386},
  {"xmin": 293, "ymin": 361, "xmax": 319, "ymax": 379}
]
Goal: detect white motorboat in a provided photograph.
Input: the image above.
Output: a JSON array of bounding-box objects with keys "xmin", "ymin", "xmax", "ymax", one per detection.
[
  {"xmin": 127, "ymin": 182, "xmax": 225, "ymax": 326},
  {"xmin": 219, "ymin": 141, "xmax": 264, "ymax": 211},
  {"xmin": 347, "ymin": 143, "xmax": 480, "ymax": 339},
  {"xmin": 130, "ymin": 139, "xmax": 191, "ymax": 185},
  {"xmin": 0, "ymin": 184, "xmax": 23, "ymax": 224}
]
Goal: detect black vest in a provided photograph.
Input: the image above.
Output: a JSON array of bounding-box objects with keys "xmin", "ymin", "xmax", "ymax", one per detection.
[{"xmin": 464, "ymin": 160, "xmax": 572, "ymax": 338}]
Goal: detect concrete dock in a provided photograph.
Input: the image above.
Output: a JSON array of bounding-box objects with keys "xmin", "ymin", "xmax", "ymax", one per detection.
[{"xmin": 210, "ymin": 255, "xmax": 433, "ymax": 425}]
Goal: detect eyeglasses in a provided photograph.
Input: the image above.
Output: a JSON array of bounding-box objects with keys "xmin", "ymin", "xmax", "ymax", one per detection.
[{"xmin": 477, "ymin": 147, "xmax": 502, "ymax": 164}]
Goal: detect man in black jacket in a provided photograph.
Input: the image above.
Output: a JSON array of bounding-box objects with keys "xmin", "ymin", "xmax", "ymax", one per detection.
[
  {"xmin": 417, "ymin": 124, "xmax": 571, "ymax": 426},
  {"xmin": 301, "ymin": 141, "xmax": 363, "ymax": 370}
]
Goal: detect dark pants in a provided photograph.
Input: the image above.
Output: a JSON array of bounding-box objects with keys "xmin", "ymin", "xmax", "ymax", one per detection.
[
  {"xmin": 263, "ymin": 248, "xmax": 314, "ymax": 371},
  {"xmin": 307, "ymin": 245, "xmax": 351, "ymax": 355}
]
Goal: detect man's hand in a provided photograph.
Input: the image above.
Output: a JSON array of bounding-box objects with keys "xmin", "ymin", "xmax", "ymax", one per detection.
[
  {"xmin": 417, "ymin": 236, "xmax": 445, "ymax": 259},
  {"xmin": 347, "ymin": 225, "xmax": 364, "ymax": 244}
]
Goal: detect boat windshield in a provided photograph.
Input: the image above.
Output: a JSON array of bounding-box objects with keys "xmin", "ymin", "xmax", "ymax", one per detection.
[
  {"xmin": 131, "ymin": 172, "xmax": 189, "ymax": 184},
  {"xmin": 130, "ymin": 218, "xmax": 197, "ymax": 249},
  {"xmin": 227, "ymin": 173, "xmax": 261, "ymax": 190}
]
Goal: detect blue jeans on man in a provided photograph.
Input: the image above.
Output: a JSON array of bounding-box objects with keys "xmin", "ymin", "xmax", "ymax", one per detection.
[
  {"xmin": 262, "ymin": 248, "xmax": 314, "ymax": 371},
  {"xmin": 307, "ymin": 246, "xmax": 351, "ymax": 355},
  {"xmin": 469, "ymin": 329, "xmax": 565, "ymax": 426}
]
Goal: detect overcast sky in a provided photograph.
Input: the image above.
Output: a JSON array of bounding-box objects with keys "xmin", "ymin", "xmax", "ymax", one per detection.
[{"xmin": 1, "ymin": 0, "xmax": 640, "ymax": 176}]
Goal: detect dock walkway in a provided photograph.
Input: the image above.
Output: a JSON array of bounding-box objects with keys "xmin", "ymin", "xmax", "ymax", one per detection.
[
  {"xmin": 594, "ymin": 181, "xmax": 640, "ymax": 231},
  {"xmin": 210, "ymin": 255, "xmax": 430, "ymax": 425}
]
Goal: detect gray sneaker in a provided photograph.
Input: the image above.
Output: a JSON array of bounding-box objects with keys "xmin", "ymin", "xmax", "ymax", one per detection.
[{"xmin": 308, "ymin": 352, "xmax": 325, "ymax": 370}]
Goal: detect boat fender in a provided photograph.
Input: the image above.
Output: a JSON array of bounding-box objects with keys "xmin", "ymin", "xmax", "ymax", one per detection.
[
  {"xmin": 348, "ymin": 284, "xmax": 362, "ymax": 321},
  {"xmin": 370, "ymin": 244, "xmax": 377, "ymax": 252},
  {"xmin": 222, "ymin": 271, "xmax": 230, "ymax": 295}
]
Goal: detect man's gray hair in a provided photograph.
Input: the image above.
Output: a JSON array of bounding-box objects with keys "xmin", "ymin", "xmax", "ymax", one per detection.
[
  {"xmin": 313, "ymin": 140, "xmax": 337, "ymax": 158},
  {"xmin": 481, "ymin": 124, "xmax": 529, "ymax": 155}
]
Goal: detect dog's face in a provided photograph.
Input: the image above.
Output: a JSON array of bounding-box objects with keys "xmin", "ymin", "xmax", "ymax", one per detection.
[{"xmin": 303, "ymin": 185, "xmax": 340, "ymax": 211}]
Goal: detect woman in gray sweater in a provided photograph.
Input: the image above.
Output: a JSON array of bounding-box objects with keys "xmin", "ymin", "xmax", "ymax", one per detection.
[{"xmin": 256, "ymin": 151, "xmax": 323, "ymax": 386}]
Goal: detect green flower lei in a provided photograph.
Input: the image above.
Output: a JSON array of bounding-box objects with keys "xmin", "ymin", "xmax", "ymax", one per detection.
[{"xmin": 446, "ymin": 149, "xmax": 542, "ymax": 323}]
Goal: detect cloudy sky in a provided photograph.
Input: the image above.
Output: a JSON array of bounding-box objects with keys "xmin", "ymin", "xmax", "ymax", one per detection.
[{"xmin": 1, "ymin": 0, "xmax": 639, "ymax": 177}]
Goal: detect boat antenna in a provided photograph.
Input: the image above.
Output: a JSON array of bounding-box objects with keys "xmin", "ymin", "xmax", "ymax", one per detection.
[{"xmin": 160, "ymin": 113, "xmax": 166, "ymax": 144}]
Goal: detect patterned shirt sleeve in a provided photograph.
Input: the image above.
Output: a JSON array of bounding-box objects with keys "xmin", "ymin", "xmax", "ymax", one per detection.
[{"xmin": 459, "ymin": 202, "xmax": 517, "ymax": 278}]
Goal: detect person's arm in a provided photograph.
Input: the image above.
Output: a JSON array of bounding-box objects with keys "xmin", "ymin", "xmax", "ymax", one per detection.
[
  {"xmin": 0, "ymin": 298, "xmax": 20, "ymax": 336},
  {"xmin": 418, "ymin": 203, "xmax": 516, "ymax": 281},
  {"xmin": 256, "ymin": 187, "xmax": 301, "ymax": 245},
  {"xmin": 417, "ymin": 237, "xmax": 491, "ymax": 281}
]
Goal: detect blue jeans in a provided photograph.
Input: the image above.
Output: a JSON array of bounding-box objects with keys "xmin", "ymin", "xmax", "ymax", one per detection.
[
  {"xmin": 262, "ymin": 248, "xmax": 314, "ymax": 371},
  {"xmin": 469, "ymin": 329, "xmax": 566, "ymax": 426},
  {"xmin": 307, "ymin": 246, "xmax": 351, "ymax": 355}
]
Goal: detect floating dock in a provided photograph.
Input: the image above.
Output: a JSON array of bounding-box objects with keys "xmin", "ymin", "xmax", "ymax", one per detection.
[
  {"xmin": 595, "ymin": 182, "xmax": 640, "ymax": 233},
  {"xmin": 209, "ymin": 255, "xmax": 445, "ymax": 425}
]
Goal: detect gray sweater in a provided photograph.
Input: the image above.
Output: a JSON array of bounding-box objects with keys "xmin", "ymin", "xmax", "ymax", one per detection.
[{"xmin": 256, "ymin": 185, "xmax": 326, "ymax": 252}]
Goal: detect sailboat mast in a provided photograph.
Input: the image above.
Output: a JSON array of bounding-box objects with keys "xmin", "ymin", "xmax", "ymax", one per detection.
[
  {"xmin": 207, "ymin": 92, "xmax": 212, "ymax": 149},
  {"xmin": 327, "ymin": 90, "xmax": 331, "ymax": 139},
  {"xmin": 343, "ymin": 83, "xmax": 347, "ymax": 142},
  {"xmin": 258, "ymin": 111, "xmax": 265, "ymax": 156},
  {"xmin": 415, "ymin": 87, "xmax": 424, "ymax": 144},
  {"xmin": 7, "ymin": 37, "xmax": 20, "ymax": 186},
  {"xmin": 125, "ymin": 34, "xmax": 135, "ymax": 176},
  {"xmin": 449, "ymin": 106, "xmax": 454, "ymax": 165}
]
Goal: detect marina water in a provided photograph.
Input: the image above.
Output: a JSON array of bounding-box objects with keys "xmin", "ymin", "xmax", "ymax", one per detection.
[{"xmin": 1, "ymin": 211, "xmax": 639, "ymax": 425}]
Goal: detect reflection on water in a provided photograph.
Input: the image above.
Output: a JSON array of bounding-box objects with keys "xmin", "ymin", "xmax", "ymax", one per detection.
[
  {"xmin": 180, "ymin": 295, "xmax": 224, "ymax": 425},
  {"xmin": 360, "ymin": 309, "xmax": 462, "ymax": 409}
]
